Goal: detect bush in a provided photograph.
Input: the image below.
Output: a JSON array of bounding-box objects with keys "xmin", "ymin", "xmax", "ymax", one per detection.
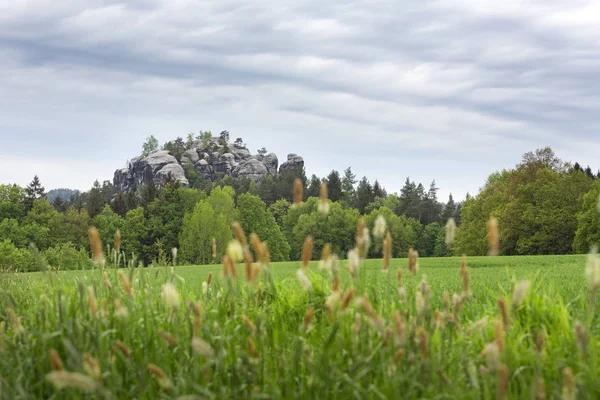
[
  {"xmin": 0, "ymin": 239, "xmax": 36, "ymax": 272},
  {"xmin": 44, "ymin": 242, "xmax": 92, "ymax": 270}
]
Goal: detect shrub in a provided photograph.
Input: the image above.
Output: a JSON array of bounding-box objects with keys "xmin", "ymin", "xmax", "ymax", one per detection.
[
  {"xmin": 0, "ymin": 239, "xmax": 36, "ymax": 272},
  {"xmin": 44, "ymin": 242, "xmax": 92, "ymax": 270}
]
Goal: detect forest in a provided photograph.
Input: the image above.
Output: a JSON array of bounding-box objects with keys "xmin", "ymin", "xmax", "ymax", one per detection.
[{"xmin": 1, "ymin": 144, "xmax": 599, "ymax": 271}]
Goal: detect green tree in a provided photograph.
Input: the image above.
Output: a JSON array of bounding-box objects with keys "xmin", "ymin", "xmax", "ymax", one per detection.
[
  {"xmin": 179, "ymin": 200, "xmax": 231, "ymax": 265},
  {"xmin": 24, "ymin": 175, "xmax": 45, "ymax": 211},
  {"xmin": 86, "ymin": 180, "xmax": 105, "ymax": 219},
  {"xmin": 237, "ymin": 194, "xmax": 290, "ymax": 261},
  {"xmin": 122, "ymin": 207, "xmax": 148, "ymax": 260},
  {"xmin": 573, "ymin": 182, "xmax": 600, "ymax": 253},
  {"xmin": 326, "ymin": 170, "xmax": 343, "ymax": 202},
  {"xmin": 355, "ymin": 177, "xmax": 374, "ymax": 214},
  {"xmin": 142, "ymin": 135, "xmax": 159, "ymax": 157},
  {"xmin": 365, "ymin": 207, "xmax": 418, "ymax": 259},
  {"xmin": 268, "ymin": 199, "xmax": 291, "ymax": 227},
  {"xmin": 0, "ymin": 184, "xmax": 26, "ymax": 221},
  {"xmin": 306, "ymin": 175, "xmax": 322, "ymax": 199},
  {"xmin": 92, "ymin": 205, "xmax": 125, "ymax": 251}
]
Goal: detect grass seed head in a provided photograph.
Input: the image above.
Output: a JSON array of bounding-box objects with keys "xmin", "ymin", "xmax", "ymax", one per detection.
[
  {"xmin": 46, "ymin": 371, "xmax": 100, "ymax": 392},
  {"xmin": 118, "ymin": 271, "xmax": 133, "ymax": 297},
  {"xmin": 445, "ymin": 218, "xmax": 456, "ymax": 246},
  {"xmin": 207, "ymin": 272, "xmax": 213, "ymax": 286},
  {"xmin": 302, "ymin": 307, "xmax": 315, "ymax": 332},
  {"xmin": 392, "ymin": 310, "xmax": 406, "ymax": 346},
  {"xmin": 408, "ymin": 248, "xmax": 419, "ymax": 275},
  {"xmin": 341, "ymin": 288, "xmax": 355, "ymax": 310},
  {"xmin": 585, "ymin": 246, "xmax": 600, "ymax": 293},
  {"xmin": 296, "ymin": 269, "xmax": 313, "ymax": 292},
  {"xmin": 487, "ymin": 217, "xmax": 500, "ymax": 256},
  {"xmin": 161, "ymin": 283, "xmax": 180, "ymax": 309},
  {"xmin": 115, "ymin": 340, "xmax": 130, "ymax": 358},
  {"xmin": 87, "ymin": 286, "xmax": 98, "ymax": 318},
  {"xmin": 7, "ymin": 307, "xmax": 24, "ymax": 336},
  {"xmin": 102, "ymin": 271, "xmax": 110, "ymax": 289},
  {"xmin": 383, "ymin": 232, "xmax": 392, "ymax": 271},
  {"xmin": 562, "ymin": 368, "xmax": 576, "ymax": 400},
  {"xmin": 49, "ymin": 349, "xmax": 64, "ymax": 371},
  {"xmin": 244, "ymin": 250, "xmax": 254, "ymax": 282},
  {"xmin": 114, "ymin": 229, "xmax": 121, "ymax": 253},
  {"xmin": 417, "ymin": 328, "xmax": 429, "ymax": 362},
  {"xmin": 373, "ymin": 215, "xmax": 387, "ymax": 239},
  {"xmin": 495, "ymin": 320, "xmax": 505, "ymax": 352},
  {"xmin": 535, "ymin": 376, "xmax": 546, "ymax": 400},
  {"xmin": 113, "ymin": 299, "xmax": 129, "ymax": 321},
  {"xmin": 293, "ymin": 178, "xmax": 303, "ymax": 207},
  {"xmin": 0, "ymin": 321, "xmax": 5, "ymax": 353},
  {"xmin": 301, "ymin": 236, "xmax": 313, "ymax": 268},
  {"xmin": 346, "ymin": 248, "xmax": 360, "ymax": 279},
  {"xmin": 575, "ymin": 321, "xmax": 587, "ymax": 357},
  {"xmin": 481, "ymin": 342, "xmax": 500, "ymax": 371},
  {"xmin": 202, "ymin": 281, "xmax": 208, "ymax": 295},
  {"xmin": 443, "ymin": 291, "xmax": 451, "ymax": 311},
  {"xmin": 242, "ymin": 315, "xmax": 257, "ymax": 337},
  {"xmin": 460, "ymin": 256, "xmax": 470, "ymax": 297},
  {"xmin": 497, "ymin": 297, "xmax": 510, "ymax": 329},
  {"xmin": 497, "ymin": 364, "xmax": 509, "ymax": 400},
  {"xmin": 232, "ymin": 222, "xmax": 247, "ymax": 247},
  {"xmin": 88, "ymin": 227, "xmax": 104, "ymax": 264},
  {"xmin": 159, "ymin": 330, "xmax": 178, "ymax": 346},
  {"xmin": 318, "ymin": 183, "xmax": 330, "ymax": 215},
  {"xmin": 191, "ymin": 337, "xmax": 214, "ymax": 359},
  {"xmin": 83, "ymin": 353, "xmax": 101, "ymax": 380},
  {"xmin": 226, "ymin": 240, "xmax": 244, "ymax": 263},
  {"xmin": 247, "ymin": 337, "xmax": 259, "ymax": 358},
  {"xmin": 212, "ymin": 237, "xmax": 217, "ymax": 258},
  {"xmin": 148, "ymin": 364, "xmax": 172, "ymax": 390},
  {"xmin": 466, "ymin": 317, "xmax": 488, "ymax": 336},
  {"xmin": 512, "ymin": 280, "xmax": 530, "ymax": 308}
]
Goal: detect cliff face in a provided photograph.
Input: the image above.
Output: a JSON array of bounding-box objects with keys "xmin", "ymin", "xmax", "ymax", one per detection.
[{"xmin": 113, "ymin": 138, "xmax": 304, "ymax": 193}]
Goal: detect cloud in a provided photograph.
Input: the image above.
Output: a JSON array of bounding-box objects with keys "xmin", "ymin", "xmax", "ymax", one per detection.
[{"xmin": 1, "ymin": 0, "xmax": 599, "ymax": 201}]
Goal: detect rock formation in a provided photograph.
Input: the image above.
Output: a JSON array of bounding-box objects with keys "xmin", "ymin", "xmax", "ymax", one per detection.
[{"xmin": 113, "ymin": 136, "xmax": 304, "ymax": 193}]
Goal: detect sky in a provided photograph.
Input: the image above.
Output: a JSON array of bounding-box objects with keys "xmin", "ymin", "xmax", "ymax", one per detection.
[{"xmin": 1, "ymin": 0, "xmax": 600, "ymax": 202}]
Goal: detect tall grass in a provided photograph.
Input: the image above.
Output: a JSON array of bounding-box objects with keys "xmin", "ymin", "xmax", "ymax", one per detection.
[{"xmin": 0, "ymin": 225, "xmax": 598, "ymax": 399}]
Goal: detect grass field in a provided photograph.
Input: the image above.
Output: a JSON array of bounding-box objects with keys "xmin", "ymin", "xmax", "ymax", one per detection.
[{"xmin": 0, "ymin": 254, "xmax": 597, "ymax": 399}]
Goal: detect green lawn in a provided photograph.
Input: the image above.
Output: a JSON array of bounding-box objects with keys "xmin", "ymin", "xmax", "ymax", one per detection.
[{"xmin": 0, "ymin": 254, "xmax": 596, "ymax": 399}]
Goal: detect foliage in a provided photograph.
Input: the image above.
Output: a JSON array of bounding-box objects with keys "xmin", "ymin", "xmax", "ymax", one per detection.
[
  {"xmin": 44, "ymin": 242, "xmax": 92, "ymax": 270},
  {"xmin": 236, "ymin": 194, "xmax": 290, "ymax": 261},
  {"xmin": 141, "ymin": 135, "xmax": 159, "ymax": 157}
]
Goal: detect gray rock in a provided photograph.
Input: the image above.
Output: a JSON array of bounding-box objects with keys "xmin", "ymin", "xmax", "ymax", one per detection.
[
  {"xmin": 233, "ymin": 159, "xmax": 269, "ymax": 182},
  {"xmin": 195, "ymin": 159, "xmax": 214, "ymax": 180},
  {"xmin": 214, "ymin": 153, "xmax": 237, "ymax": 174},
  {"xmin": 279, "ymin": 153, "xmax": 304, "ymax": 174},
  {"xmin": 182, "ymin": 149, "xmax": 199, "ymax": 165},
  {"xmin": 155, "ymin": 163, "xmax": 189, "ymax": 186},
  {"xmin": 262, "ymin": 153, "xmax": 278, "ymax": 175},
  {"xmin": 231, "ymin": 147, "xmax": 252, "ymax": 161}
]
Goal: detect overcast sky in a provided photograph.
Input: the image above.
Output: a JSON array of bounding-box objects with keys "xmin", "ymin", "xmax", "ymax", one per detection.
[{"xmin": 1, "ymin": 0, "xmax": 599, "ymax": 201}]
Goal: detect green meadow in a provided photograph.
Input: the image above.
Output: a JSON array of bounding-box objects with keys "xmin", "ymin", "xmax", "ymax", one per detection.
[{"xmin": 0, "ymin": 254, "xmax": 596, "ymax": 399}]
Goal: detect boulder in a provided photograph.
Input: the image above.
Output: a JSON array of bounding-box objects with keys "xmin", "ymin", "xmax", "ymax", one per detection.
[
  {"xmin": 196, "ymin": 159, "xmax": 214, "ymax": 180},
  {"xmin": 155, "ymin": 163, "xmax": 189, "ymax": 186},
  {"xmin": 214, "ymin": 153, "xmax": 237, "ymax": 174},
  {"xmin": 182, "ymin": 149, "xmax": 199, "ymax": 165},
  {"xmin": 279, "ymin": 153, "xmax": 304, "ymax": 174},
  {"xmin": 233, "ymin": 159, "xmax": 269, "ymax": 182},
  {"xmin": 262, "ymin": 153, "xmax": 278, "ymax": 175},
  {"xmin": 231, "ymin": 147, "xmax": 252, "ymax": 161}
]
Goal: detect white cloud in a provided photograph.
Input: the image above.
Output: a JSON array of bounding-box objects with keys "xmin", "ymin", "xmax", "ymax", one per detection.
[{"xmin": 1, "ymin": 0, "xmax": 600, "ymax": 200}]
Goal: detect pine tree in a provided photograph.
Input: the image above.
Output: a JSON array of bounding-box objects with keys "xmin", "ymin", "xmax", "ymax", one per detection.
[
  {"xmin": 306, "ymin": 175, "xmax": 322, "ymax": 198},
  {"xmin": 326, "ymin": 170, "xmax": 343, "ymax": 202},
  {"xmin": 355, "ymin": 177, "xmax": 374, "ymax": 214},
  {"xmin": 52, "ymin": 196, "xmax": 67, "ymax": 213},
  {"xmin": 373, "ymin": 180, "xmax": 387, "ymax": 199},
  {"xmin": 111, "ymin": 191, "xmax": 129, "ymax": 217},
  {"xmin": 86, "ymin": 180, "xmax": 105, "ymax": 219},
  {"xmin": 440, "ymin": 193, "xmax": 456, "ymax": 223},
  {"xmin": 24, "ymin": 175, "xmax": 45, "ymax": 211}
]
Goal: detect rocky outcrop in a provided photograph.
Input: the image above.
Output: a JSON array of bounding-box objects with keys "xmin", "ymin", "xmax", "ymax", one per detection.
[
  {"xmin": 233, "ymin": 159, "xmax": 269, "ymax": 182},
  {"xmin": 279, "ymin": 154, "xmax": 304, "ymax": 174},
  {"xmin": 113, "ymin": 137, "xmax": 303, "ymax": 193},
  {"xmin": 114, "ymin": 150, "xmax": 189, "ymax": 192}
]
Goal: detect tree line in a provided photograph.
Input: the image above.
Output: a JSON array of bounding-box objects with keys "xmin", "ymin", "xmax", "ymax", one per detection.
[{"xmin": 2, "ymin": 145, "xmax": 599, "ymax": 271}]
